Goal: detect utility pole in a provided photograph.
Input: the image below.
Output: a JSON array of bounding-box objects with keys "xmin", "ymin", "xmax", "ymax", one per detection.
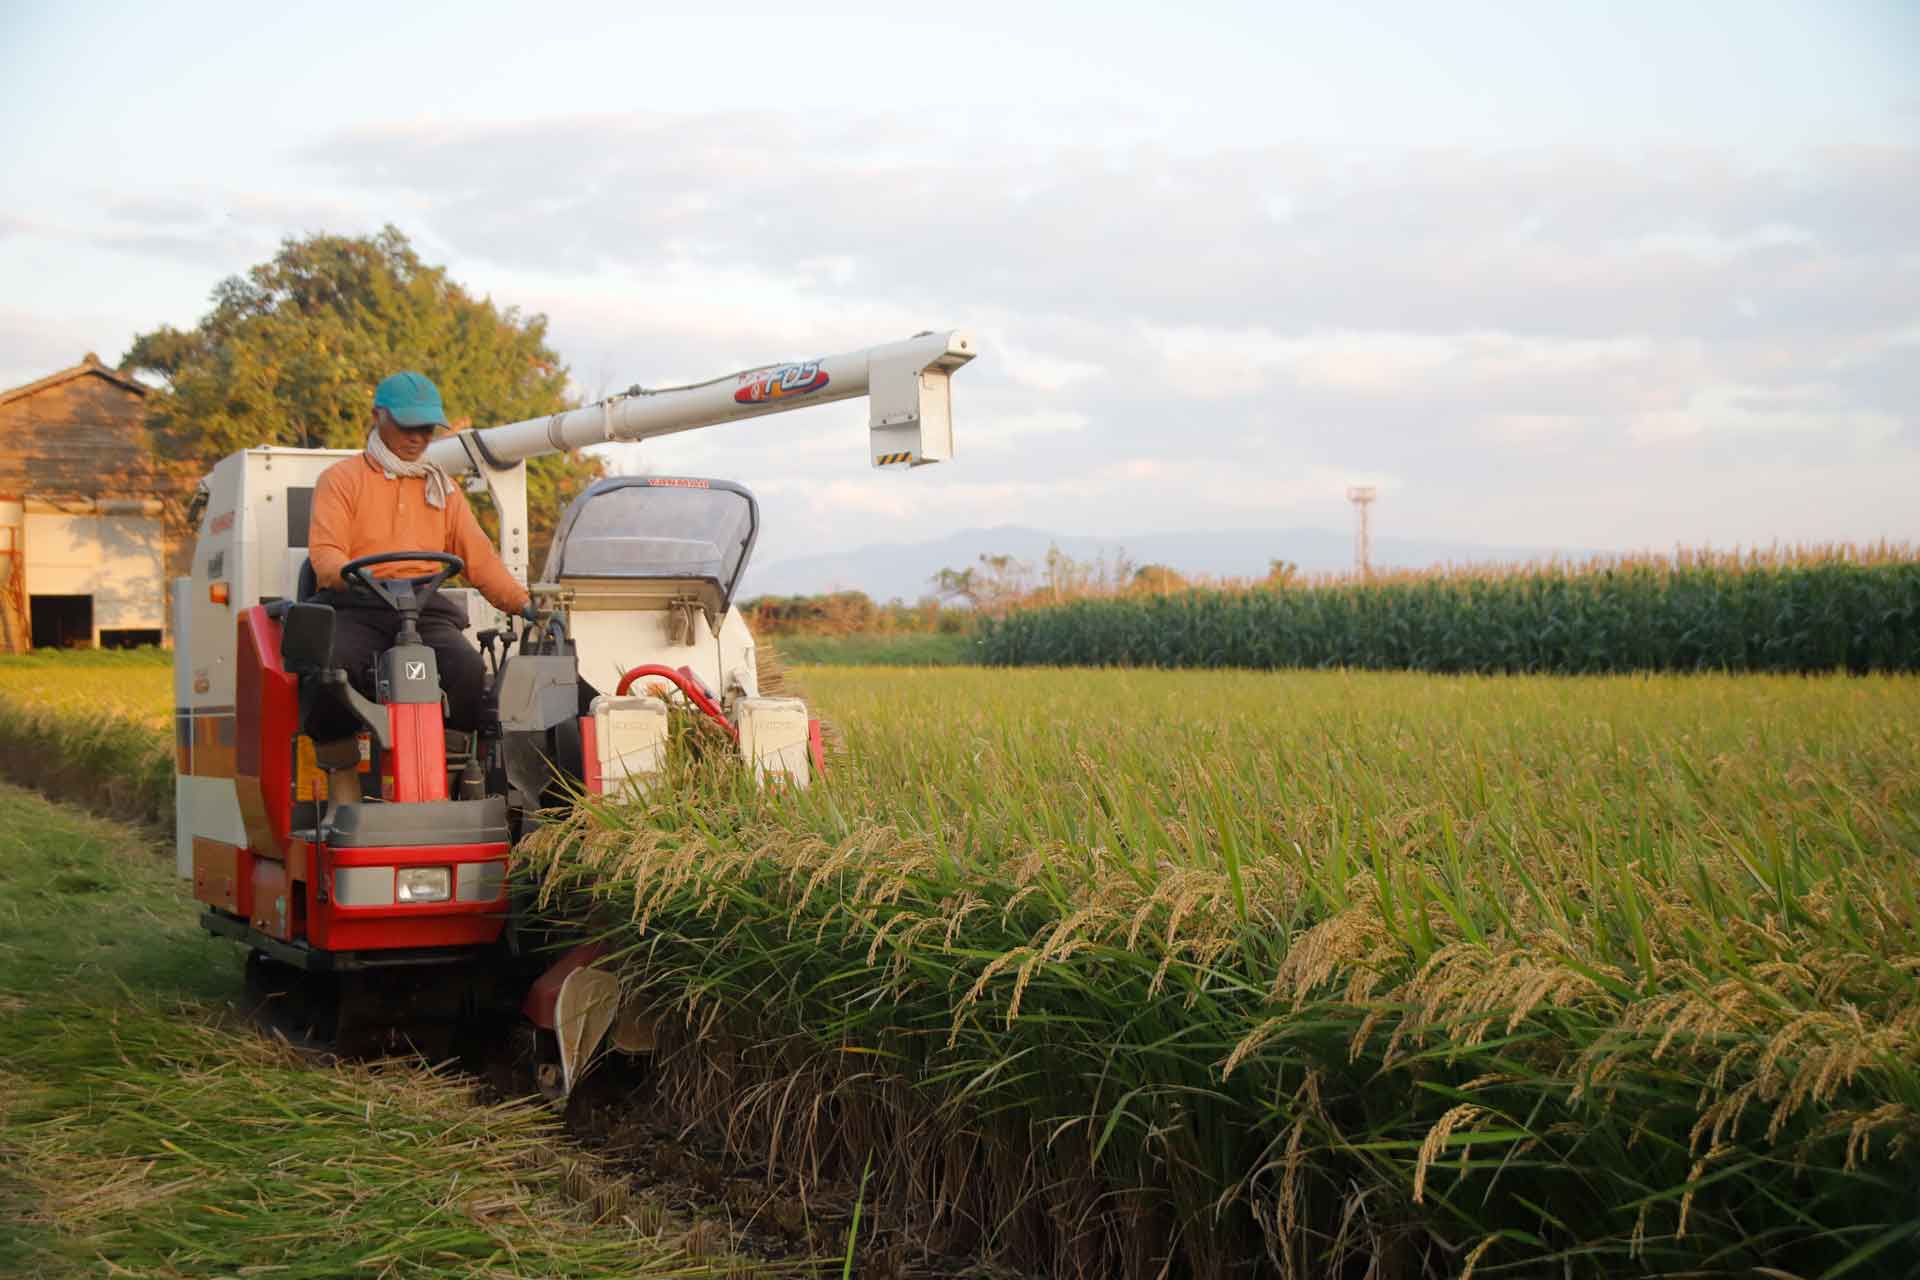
[{"xmin": 1346, "ymin": 485, "xmax": 1376, "ymax": 579}]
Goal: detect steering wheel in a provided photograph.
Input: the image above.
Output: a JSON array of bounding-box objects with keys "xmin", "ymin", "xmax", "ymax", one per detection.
[{"xmin": 339, "ymin": 551, "xmax": 464, "ymax": 616}]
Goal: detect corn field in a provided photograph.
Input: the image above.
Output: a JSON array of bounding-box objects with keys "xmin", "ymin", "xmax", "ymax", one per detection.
[
  {"xmin": 977, "ymin": 560, "xmax": 1920, "ymax": 674},
  {"xmin": 526, "ymin": 666, "xmax": 1920, "ymax": 1279}
]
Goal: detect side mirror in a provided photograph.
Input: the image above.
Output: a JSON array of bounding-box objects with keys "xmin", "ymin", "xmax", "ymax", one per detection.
[{"xmin": 281, "ymin": 602, "xmax": 336, "ymax": 674}]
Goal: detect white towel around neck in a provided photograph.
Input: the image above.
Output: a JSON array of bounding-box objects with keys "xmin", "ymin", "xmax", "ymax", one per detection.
[{"xmin": 365, "ymin": 428, "xmax": 455, "ymax": 510}]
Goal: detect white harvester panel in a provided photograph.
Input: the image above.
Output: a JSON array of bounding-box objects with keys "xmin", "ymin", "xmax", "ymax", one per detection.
[
  {"xmin": 176, "ymin": 447, "xmax": 357, "ymax": 880},
  {"xmin": 736, "ymin": 696, "xmax": 811, "ymax": 787},
  {"xmin": 869, "ymin": 361, "xmax": 956, "ymax": 468},
  {"xmin": 590, "ymin": 693, "xmax": 670, "ymax": 794}
]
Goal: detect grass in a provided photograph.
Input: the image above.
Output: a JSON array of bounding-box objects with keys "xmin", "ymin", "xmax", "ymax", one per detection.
[
  {"xmin": 0, "ymin": 777, "xmax": 235, "ymax": 1003},
  {"xmin": 765, "ymin": 632, "xmax": 977, "ymax": 666},
  {"xmin": 0, "ymin": 785, "xmax": 795, "ymax": 1278},
  {"xmin": 525, "ymin": 667, "xmax": 1920, "ymax": 1278},
  {"xmin": 0, "ymin": 647, "xmax": 175, "ymax": 828},
  {"xmin": 0, "ymin": 646, "xmax": 174, "ymax": 727}
]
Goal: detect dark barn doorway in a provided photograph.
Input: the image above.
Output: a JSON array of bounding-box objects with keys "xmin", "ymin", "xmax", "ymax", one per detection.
[
  {"xmin": 31, "ymin": 594, "xmax": 91, "ymax": 648},
  {"xmin": 101, "ymin": 628, "xmax": 161, "ymax": 649}
]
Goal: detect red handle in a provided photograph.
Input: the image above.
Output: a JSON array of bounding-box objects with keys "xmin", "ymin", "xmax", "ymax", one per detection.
[{"xmin": 614, "ymin": 664, "xmax": 738, "ymax": 740}]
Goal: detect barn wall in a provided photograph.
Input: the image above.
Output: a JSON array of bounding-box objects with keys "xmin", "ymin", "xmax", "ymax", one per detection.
[
  {"xmin": 0, "ymin": 498, "xmax": 23, "ymax": 652},
  {"xmin": 0, "ymin": 365, "xmax": 176, "ymax": 650},
  {"xmin": 24, "ymin": 510, "xmax": 167, "ymax": 633},
  {"xmin": 0, "ymin": 372, "xmax": 162, "ymax": 499}
]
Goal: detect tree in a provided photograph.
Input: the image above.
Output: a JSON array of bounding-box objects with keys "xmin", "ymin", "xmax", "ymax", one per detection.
[
  {"xmin": 122, "ymin": 226, "xmax": 601, "ymax": 561},
  {"xmin": 1131, "ymin": 563, "xmax": 1189, "ymax": 593},
  {"xmin": 931, "ymin": 564, "xmax": 978, "ymax": 606},
  {"xmin": 932, "ymin": 553, "xmax": 1032, "ymax": 614},
  {"xmin": 1043, "ymin": 542, "xmax": 1092, "ymax": 601}
]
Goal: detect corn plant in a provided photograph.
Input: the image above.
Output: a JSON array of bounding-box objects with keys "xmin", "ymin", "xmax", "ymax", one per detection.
[{"xmin": 977, "ymin": 561, "xmax": 1920, "ymax": 674}]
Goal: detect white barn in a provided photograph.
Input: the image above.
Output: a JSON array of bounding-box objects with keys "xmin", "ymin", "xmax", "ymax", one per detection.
[{"xmin": 0, "ymin": 354, "xmax": 179, "ymax": 651}]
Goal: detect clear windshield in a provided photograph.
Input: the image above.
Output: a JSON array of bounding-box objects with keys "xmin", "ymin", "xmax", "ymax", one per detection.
[{"xmin": 546, "ymin": 484, "xmax": 756, "ymax": 591}]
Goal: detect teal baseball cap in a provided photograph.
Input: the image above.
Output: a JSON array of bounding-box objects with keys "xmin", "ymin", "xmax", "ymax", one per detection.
[{"xmin": 373, "ymin": 371, "xmax": 447, "ymax": 428}]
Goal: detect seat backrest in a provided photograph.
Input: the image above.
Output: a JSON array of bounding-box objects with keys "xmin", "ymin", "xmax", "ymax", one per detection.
[{"xmin": 296, "ymin": 558, "xmax": 318, "ymax": 602}]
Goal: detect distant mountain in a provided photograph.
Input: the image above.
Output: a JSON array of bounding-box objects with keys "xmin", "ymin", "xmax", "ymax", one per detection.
[{"xmin": 738, "ymin": 525, "xmax": 1592, "ymax": 602}]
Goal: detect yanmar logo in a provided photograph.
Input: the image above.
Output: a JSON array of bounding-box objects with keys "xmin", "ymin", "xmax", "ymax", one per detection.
[{"xmin": 735, "ymin": 361, "xmax": 828, "ymax": 405}]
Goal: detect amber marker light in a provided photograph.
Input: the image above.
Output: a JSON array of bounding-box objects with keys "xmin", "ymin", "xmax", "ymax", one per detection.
[{"xmin": 209, "ymin": 582, "xmax": 230, "ymax": 604}]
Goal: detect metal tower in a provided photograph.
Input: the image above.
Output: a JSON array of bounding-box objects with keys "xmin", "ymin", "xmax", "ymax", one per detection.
[{"xmin": 1346, "ymin": 485, "xmax": 1376, "ymax": 578}]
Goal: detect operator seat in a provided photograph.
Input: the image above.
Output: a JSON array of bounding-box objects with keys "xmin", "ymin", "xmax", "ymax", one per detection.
[{"xmin": 293, "ymin": 556, "xmax": 487, "ymax": 765}]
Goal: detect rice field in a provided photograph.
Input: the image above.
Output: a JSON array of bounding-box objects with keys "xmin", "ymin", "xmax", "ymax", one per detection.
[
  {"xmin": 529, "ymin": 666, "xmax": 1920, "ymax": 1278},
  {"xmin": 0, "ymin": 651, "xmax": 1914, "ymax": 1276},
  {"xmin": 0, "ymin": 648, "xmax": 175, "ymax": 826},
  {"xmin": 0, "ymin": 647, "xmax": 173, "ymax": 726}
]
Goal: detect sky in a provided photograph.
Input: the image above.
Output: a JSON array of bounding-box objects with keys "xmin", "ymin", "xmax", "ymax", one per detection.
[{"xmin": 2, "ymin": 0, "xmax": 1915, "ymax": 567}]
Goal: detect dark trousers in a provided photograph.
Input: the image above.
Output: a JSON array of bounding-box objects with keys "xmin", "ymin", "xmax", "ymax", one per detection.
[{"xmin": 305, "ymin": 589, "xmax": 487, "ymax": 743}]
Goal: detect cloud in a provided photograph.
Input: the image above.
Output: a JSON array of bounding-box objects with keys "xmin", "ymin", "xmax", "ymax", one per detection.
[
  {"xmin": 0, "ymin": 213, "xmax": 46, "ymax": 242},
  {"xmin": 0, "ymin": 307, "xmax": 134, "ymax": 389},
  {"xmin": 965, "ymin": 409, "xmax": 1091, "ymax": 453},
  {"xmin": 16, "ymin": 110, "xmax": 1901, "ymax": 556},
  {"xmin": 1140, "ymin": 325, "xmax": 1657, "ymax": 399},
  {"xmin": 1627, "ymin": 383, "xmax": 1905, "ymax": 445},
  {"xmin": 103, "ymin": 195, "xmax": 210, "ymax": 227},
  {"xmin": 302, "ymin": 118, "xmax": 1919, "ymax": 342},
  {"xmin": 769, "ymin": 449, "xmax": 1394, "ymax": 547},
  {"xmin": 1477, "ymin": 413, "xmax": 1585, "ymax": 444},
  {"xmin": 89, "ymin": 227, "xmax": 278, "ymax": 272},
  {"xmin": 4, "ymin": 186, "xmax": 390, "ymax": 275},
  {"xmin": 982, "ymin": 329, "xmax": 1106, "ymax": 392}
]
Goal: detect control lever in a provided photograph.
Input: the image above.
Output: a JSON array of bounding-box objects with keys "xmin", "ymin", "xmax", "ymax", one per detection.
[{"xmin": 476, "ymin": 627, "xmax": 502, "ymax": 677}]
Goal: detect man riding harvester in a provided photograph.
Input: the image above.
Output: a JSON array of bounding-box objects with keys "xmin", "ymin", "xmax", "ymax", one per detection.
[{"xmin": 172, "ymin": 331, "xmax": 975, "ymax": 1083}]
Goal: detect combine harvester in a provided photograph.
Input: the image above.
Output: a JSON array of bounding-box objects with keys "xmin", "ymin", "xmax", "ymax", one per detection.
[{"xmin": 173, "ymin": 330, "xmax": 975, "ymax": 1088}]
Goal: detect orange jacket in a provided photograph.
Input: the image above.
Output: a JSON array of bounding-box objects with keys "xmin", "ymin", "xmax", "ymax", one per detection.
[{"xmin": 308, "ymin": 453, "xmax": 530, "ymax": 614}]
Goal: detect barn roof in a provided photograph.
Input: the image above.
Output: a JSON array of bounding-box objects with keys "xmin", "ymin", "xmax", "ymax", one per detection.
[{"xmin": 0, "ymin": 353, "xmax": 152, "ymax": 408}]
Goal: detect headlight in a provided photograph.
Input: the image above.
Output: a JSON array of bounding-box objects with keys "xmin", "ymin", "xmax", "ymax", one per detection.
[{"xmin": 396, "ymin": 867, "xmax": 451, "ymax": 903}]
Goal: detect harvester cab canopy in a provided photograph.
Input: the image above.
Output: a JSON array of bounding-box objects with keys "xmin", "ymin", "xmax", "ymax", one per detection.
[{"xmin": 538, "ymin": 476, "xmax": 758, "ymax": 620}]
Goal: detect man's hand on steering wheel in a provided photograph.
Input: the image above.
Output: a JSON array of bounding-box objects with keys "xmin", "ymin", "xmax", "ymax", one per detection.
[{"xmin": 339, "ymin": 550, "xmax": 465, "ymax": 615}]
